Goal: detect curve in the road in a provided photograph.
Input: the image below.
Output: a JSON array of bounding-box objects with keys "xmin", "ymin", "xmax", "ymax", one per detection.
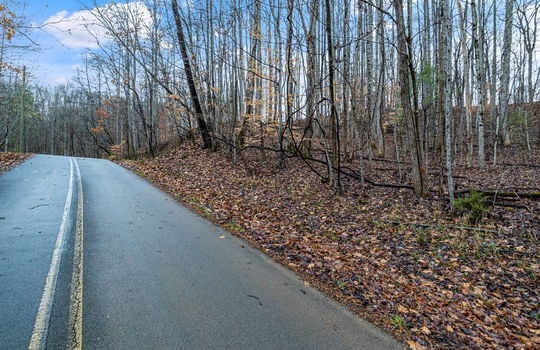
[{"xmin": 1, "ymin": 155, "xmax": 402, "ymax": 349}]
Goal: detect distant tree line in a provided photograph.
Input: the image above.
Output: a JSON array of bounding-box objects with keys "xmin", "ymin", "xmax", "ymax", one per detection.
[{"xmin": 1, "ymin": 0, "xmax": 539, "ymax": 199}]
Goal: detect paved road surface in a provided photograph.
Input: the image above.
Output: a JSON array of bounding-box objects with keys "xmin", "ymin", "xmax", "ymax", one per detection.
[{"xmin": 0, "ymin": 154, "xmax": 402, "ymax": 349}]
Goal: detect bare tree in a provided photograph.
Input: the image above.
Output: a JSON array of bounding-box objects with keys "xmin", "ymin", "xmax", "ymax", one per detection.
[
  {"xmin": 472, "ymin": 0, "xmax": 486, "ymax": 167},
  {"xmin": 393, "ymin": 0, "xmax": 427, "ymax": 196},
  {"xmin": 493, "ymin": 0, "xmax": 515, "ymax": 164},
  {"xmin": 325, "ymin": 0, "xmax": 341, "ymax": 189},
  {"xmin": 440, "ymin": 0, "xmax": 455, "ymax": 206},
  {"xmin": 171, "ymin": 0, "xmax": 212, "ymax": 149},
  {"xmin": 457, "ymin": 0, "xmax": 474, "ymax": 166},
  {"xmin": 516, "ymin": 0, "xmax": 540, "ymax": 150}
]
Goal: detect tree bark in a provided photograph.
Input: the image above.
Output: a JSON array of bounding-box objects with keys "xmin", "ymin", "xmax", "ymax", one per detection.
[
  {"xmin": 325, "ymin": 0, "xmax": 341, "ymax": 190},
  {"xmin": 237, "ymin": 0, "xmax": 261, "ymax": 148},
  {"xmin": 495, "ymin": 0, "xmax": 514, "ymax": 163},
  {"xmin": 393, "ymin": 0, "xmax": 427, "ymax": 196},
  {"xmin": 457, "ymin": 0, "xmax": 473, "ymax": 167},
  {"xmin": 372, "ymin": 0, "xmax": 385, "ymax": 158},
  {"xmin": 471, "ymin": 0, "xmax": 486, "ymax": 167},
  {"xmin": 171, "ymin": 0, "xmax": 212, "ymax": 149},
  {"xmin": 301, "ymin": 0, "xmax": 319, "ymax": 157},
  {"xmin": 440, "ymin": 0, "xmax": 455, "ymax": 207}
]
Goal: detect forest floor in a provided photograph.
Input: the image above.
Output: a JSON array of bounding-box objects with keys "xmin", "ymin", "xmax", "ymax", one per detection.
[
  {"xmin": 126, "ymin": 143, "xmax": 534, "ymax": 348},
  {"xmin": 0, "ymin": 152, "xmax": 32, "ymax": 174}
]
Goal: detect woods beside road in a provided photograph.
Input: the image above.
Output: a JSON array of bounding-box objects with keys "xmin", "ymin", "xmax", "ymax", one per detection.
[
  {"xmin": 1, "ymin": 0, "xmax": 540, "ymax": 348},
  {"xmin": 119, "ymin": 143, "xmax": 539, "ymax": 349},
  {"xmin": 1, "ymin": 140, "xmax": 538, "ymax": 349},
  {"xmin": 1, "ymin": 154, "xmax": 403, "ymax": 349}
]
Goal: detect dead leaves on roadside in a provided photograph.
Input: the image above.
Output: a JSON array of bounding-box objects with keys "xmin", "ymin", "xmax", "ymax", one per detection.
[
  {"xmin": 0, "ymin": 152, "xmax": 31, "ymax": 174},
  {"xmin": 119, "ymin": 144, "xmax": 539, "ymax": 349}
]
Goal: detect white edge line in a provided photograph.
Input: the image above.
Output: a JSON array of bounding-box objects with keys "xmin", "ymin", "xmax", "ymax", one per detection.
[{"xmin": 28, "ymin": 157, "xmax": 74, "ymax": 350}]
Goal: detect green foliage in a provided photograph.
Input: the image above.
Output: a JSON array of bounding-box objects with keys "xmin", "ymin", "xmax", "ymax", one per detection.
[
  {"xmin": 419, "ymin": 63, "xmax": 437, "ymax": 85},
  {"xmin": 225, "ymin": 220, "xmax": 244, "ymax": 233},
  {"xmin": 455, "ymin": 190, "xmax": 489, "ymax": 225},
  {"xmin": 287, "ymin": 144, "xmax": 300, "ymax": 156},
  {"xmin": 419, "ymin": 63, "xmax": 439, "ymax": 106},
  {"xmin": 509, "ymin": 110, "xmax": 527, "ymax": 128},
  {"xmin": 416, "ymin": 229, "xmax": 430, "ymax": 245},
  {"xmin": 185, "ymin": 196, "xmax": 200, "ymax": 204},
  {"xmin": 201, "ymin": 206, "xmax": 212, "ymax": 215},
  {"xmin": 337, "ymin": 280, "xmax": 347, "ymax": 289},
  {"xmin": 390, "ymin": 314, "xmax": 406, "ymax": 330},
  {"xmin": 477, "ymin": 241, "xmax": 500, "ymax": 258}
]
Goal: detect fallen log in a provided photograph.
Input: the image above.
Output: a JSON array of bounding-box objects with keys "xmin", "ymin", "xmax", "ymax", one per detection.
[
  {"xmin": 455, "ymin": 189, "xmax": 540, "ymax": 199},
  {"xmin": 374, "ymin": 220, "xmax": 499, "ymax": 233}
]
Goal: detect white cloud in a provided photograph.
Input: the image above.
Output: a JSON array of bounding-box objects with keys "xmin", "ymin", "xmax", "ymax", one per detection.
[
  {"xmin": 42, "ymin": 9, "xmax": 106, "ymax": 49},
  {"xmin": 41, "ymin": 1, "xmax": 153, "ymax": 50},
  {"xmin": 24, "ymin": 2, "xmax": 157, "ymax": 86}
]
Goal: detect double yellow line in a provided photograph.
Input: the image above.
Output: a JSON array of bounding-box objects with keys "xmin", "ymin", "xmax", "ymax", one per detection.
[
  {"xmin": 28, "ymin": 158, "xmax": 84, "ymax": 350},
  {"xmin": 68, "ymin": 159, "xmax": 84, "ymax": 349}
]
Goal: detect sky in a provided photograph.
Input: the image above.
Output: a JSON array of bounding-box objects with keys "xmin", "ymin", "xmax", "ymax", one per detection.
[
  {"xmin": 14, "ymin": 0, "xmax": 122, "ymax": 86},
  {"xmin": 10, "ymin": 0, "xmax": 540, "ymax": 89}
]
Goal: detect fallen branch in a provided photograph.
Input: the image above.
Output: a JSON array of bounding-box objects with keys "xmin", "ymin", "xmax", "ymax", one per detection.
[
  {"xmin": 373, "ymin": 167, "xmax": 399, "ymax": 171},
  {"xmin": 493, "ymin": 201, "xmax": 530, "ymax": 210},
  {"xmin": 212, "ymin": 136, "xmax": 538, "ymax": 197},
  {"xmin": 485, "ymin": 191, "xmax": 540, "ymax": 199},
  {"xmin": 315, "ymin": 160, "xmax": 416, "ymax": 190},
  {"xmin": 364, "ymin": 157, "xmax": 409, "ymax": 165},
  {"xmin": 455, "ymin": 189, "xmax": 540, "ymax": 199},
  {"xmin": 498, "ymin": 162, "xmax": 540, "ymax": 168},
  {"xmin": 374, "ymin": 220, "xmax": 499, "ymax": 233},
  {"xmin": 213, "ymin": 134, "xmax": 417, "ymax": 191}
]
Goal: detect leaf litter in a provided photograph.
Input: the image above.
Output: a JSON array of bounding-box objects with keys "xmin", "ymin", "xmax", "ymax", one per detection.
[
  {"xmin": 119, "ymin": 143, "xmax": 539, "ymax": 349},
  {"xmin": 0, "ymin": 152, "xmax": 31, "ymax": 174}
]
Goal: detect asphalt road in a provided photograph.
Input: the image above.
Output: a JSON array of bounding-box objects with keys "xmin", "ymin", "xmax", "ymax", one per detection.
[{"xmin": 0, "ymin": 154, "xmax": 402, "ymax": 349}]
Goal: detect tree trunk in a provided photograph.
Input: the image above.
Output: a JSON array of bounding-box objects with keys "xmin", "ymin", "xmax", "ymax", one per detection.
[
  {"xmin": 457, "ymin": 0, "xmax": 473, "ymax": 167},
  {"xmin": 495, "ymin": 0, "xmax": 514, "ymax": 162},
  {"xmin": 342, "ymin": 0, "xmax": 351, "ymax": 158},
  {"xmin": 171, "ymin": 0, "xmax": 212, "ymax": 149},
  {"xmin": 489, "ymin": 0, "xmax": 497, "ymax": 143},
  {"xmin": 325, "ymin": 0, "xmax": 341, "ymax": 190},
  {"xmin": 301, "ymin": 0, "xmax": 319, "ymax": 157},
  {"xmin": 238, "ymin": 0, "xmax": 261, "ymax": 148},
  {"xmin": 471, "ymin": 0, "xmax": 486, "ymax": 167},
  {"xmin": 441, "ymin": 0, "xmax": 455, "ymax": 207},
  {"xmin": 393, "ymin": 0, "xmax": 427, "ymax": 196}
]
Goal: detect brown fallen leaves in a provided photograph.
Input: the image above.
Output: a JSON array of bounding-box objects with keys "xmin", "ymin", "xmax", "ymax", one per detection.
[
  {"xmin": 0, "ymin": 152, "xmax": 31, "ymax": 174},
  {"xmin": 119, "ymin": 144, "xmax": 539, "ymax": 349}
]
